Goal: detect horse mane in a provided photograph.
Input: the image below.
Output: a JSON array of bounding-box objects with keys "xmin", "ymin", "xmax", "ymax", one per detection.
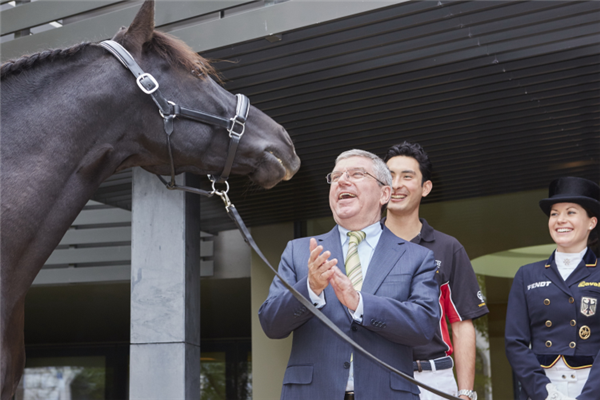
[
  {"xmin": 1, "ymin": 30, "xmax": 218, "ymax": 81},
  {"xmin": 146, "ymin": 30, "xmax": 218, "ymax": 80},
  {"xmin": 1, "ymin": 42, "xmax": 93, "ymax": 80}
]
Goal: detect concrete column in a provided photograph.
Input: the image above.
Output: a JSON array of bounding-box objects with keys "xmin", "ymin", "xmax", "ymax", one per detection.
[{"xmin": 130, "ymin": 168, "xmax": 200, "ymax": 400}]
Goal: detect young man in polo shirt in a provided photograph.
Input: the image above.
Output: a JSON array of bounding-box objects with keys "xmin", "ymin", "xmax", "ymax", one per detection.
[{"xmin": 383, "ymin": 142, "xmax": 489, "ymax": 400}]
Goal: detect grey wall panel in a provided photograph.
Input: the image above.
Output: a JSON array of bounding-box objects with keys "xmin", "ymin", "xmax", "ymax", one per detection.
[
  {"xmin": 33, "ymin": 265, "xmax": 131, "ymax": 285},
  {"xmin": 45, "ymin": 245, "xmax": 132, "ymax": 265},
  {"xmin": 72, "ymin": 208, "xmax": 132, "ymax": 225},
  {"xmin": 1, "ymin": 0, "xmax": 122, "ymax": 36},
  {"xmin": 59, "ymin": 226, "xmax": 132, "ymax": 245},
  {"xmin": 1, "ymin": 0, "xmax": 253, "ymax": 61}
]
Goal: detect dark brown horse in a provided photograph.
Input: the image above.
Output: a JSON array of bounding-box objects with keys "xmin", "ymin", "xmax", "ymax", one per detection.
[{"xmin": 0, "ymin": 1, "xmax": 300, "ymax": 398}]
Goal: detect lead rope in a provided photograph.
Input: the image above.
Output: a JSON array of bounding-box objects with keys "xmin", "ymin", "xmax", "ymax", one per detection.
[{"xmin": 210, "ymin": 190, "xmax": 462, "ymax": 400}]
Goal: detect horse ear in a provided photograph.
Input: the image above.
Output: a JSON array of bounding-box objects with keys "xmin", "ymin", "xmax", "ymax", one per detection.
[{"xmin": 113, "ymin": 0, "xmax": 155, "ymax": 55}]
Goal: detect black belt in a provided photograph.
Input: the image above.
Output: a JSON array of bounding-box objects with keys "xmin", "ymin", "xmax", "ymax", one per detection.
[
  {"xmin": 413, "ymin": 356, "xmax": 454, "ymax": 372},
  {"xmin": 345, "ymin": 392, "xmax": 354, "ymax": 400}
]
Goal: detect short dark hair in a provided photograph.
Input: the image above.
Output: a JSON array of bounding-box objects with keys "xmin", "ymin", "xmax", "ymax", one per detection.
[{"xmin": 383, "ymin": 141, "xmax": 433, "ymax": 184}]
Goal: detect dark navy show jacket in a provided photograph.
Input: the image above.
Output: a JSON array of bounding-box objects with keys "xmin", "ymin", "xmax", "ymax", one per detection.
[{"xmin": 505, "ymin": 249, "xmax": 600, "ymax": 400}]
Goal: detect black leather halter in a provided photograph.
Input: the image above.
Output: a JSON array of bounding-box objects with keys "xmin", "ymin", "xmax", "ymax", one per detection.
[{"xmin": 100, "ymin": 40, "xmax": 249, "ymax": 195}]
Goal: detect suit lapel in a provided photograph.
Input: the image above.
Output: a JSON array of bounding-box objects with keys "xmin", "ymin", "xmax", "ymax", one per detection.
[{"xmin": 361, "ymin": 229, "xmax": 406, "ymax": 294}]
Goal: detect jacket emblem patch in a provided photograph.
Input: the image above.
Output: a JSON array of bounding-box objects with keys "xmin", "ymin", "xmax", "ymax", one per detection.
[{"xmin": 581, "ymin": 297, "xmax": 597, "ymax": 317}]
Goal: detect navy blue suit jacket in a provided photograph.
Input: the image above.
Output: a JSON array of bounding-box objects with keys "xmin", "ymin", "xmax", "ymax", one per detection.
[
  {"xmin": 258, "ymin": 225, "xmax": 440, "ymax": 400},
  {"xmin": 505, "ymin": 249, "xmax": 600, "ymax": 400}
]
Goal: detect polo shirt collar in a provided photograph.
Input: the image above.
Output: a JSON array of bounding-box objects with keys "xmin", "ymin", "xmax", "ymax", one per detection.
[{"xmin": 417, "ymin": 218, "xmax": 435, "ymax": 243}]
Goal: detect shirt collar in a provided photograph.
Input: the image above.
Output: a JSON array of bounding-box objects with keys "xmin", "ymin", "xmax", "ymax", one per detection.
[
  {"xmin": 547, "ymin": 248, "xmax": 598, "ymax": 268},
  {"xmin": 415, "ymin": 218, "xmax": 435, "ymax": 243},
  {"xmin": 338, "ymin": 221, "xmax": 383, "ymax": 248}
]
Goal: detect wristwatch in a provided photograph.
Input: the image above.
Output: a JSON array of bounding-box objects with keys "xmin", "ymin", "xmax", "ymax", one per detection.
[{"xmin": 457, "ymin": 390, "xmax": 477, "ymax": 400}]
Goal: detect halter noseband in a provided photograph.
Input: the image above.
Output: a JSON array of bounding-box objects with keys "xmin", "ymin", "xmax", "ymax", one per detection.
[{"xmin": 99, "ymin": 40, "xmax": 249, "ymax": 196}]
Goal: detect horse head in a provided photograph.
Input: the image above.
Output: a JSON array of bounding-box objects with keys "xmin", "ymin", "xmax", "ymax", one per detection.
[{"xmin": 106, "ymin": 0, "xmax": 300, "ymax": 189}]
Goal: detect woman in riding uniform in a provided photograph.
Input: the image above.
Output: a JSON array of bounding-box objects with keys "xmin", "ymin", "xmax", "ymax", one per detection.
[{"xmin": 505, "ymin": 177, "xmax": 600, "ymax": 400}]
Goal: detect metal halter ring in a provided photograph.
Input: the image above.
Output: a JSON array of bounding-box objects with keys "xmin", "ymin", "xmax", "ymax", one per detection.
[
  {"xmin": 210, "ymin": 178, "xmax": 229, "ymax": 195},
  {"xmin": 159, "ymin": 100, "xmax": 178, "ymax": 119}
]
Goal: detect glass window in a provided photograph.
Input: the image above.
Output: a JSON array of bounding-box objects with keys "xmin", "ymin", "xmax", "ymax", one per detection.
[{"xmin": 15, "ymin": 356, "xmax": 105, "ymax": 400}]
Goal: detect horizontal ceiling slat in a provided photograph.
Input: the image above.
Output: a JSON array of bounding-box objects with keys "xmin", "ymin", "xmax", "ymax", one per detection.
[
  {"xmin": 276, "ymin": 65, "xmax": 600, "ymax": 129},
  {"xmin": 286, "ymin": 93, "xmax": 599, "ymax": 142},
  {"xmin": 254, "ymin": 44, "xmax": 600, "ymax": 111},
  {"xmin": 211, "ymin": 0, "xmax": 567, "ymax": 72},
  {"xmin": 217, "ymin": 1, "xmax": 508, "ymax": 79},
  {"xmin": 218, "ymin": 4, "xmax": 598, "ymax": 89},
  {"xmin": 204, "ymin": 0, "xmax": 444, "ymax": 61},
  {"xmin": 225, "ymin": 31, "xmax": 599, "ymax": 98}
]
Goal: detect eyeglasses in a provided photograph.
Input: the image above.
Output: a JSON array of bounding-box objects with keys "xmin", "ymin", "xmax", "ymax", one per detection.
[{"xmin": 326, "ymin": 168, "xmax": 386, "ymax": 185}]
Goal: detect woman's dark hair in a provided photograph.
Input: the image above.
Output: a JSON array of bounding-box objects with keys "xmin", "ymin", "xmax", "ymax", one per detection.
[
  {"xmin": 383, "ymin": 141, "xmax": 433, "ymax": 185},
  {"xmin": 583, "ymin": 206, "xmax": 600, "ymax": 257}
]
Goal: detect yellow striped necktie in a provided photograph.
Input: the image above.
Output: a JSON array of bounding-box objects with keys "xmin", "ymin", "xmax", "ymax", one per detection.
[{"xmin": 345, "ymin": 231, "xmax": 366, "ymax": 291}]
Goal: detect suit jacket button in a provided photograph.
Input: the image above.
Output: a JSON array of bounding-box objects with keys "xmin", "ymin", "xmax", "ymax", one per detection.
[
  {"xmin": 569, "ymin": 342, "xmax": 576, "ymax": 348},
  {"xmin": 545, "ymin": 320, "xmax": 552, "ymax": 327},
  {"xmin": 569, "ymin": 297, "xmax": 575, "ymax": 304},
  {"xmin": 545, "ymin": 340, "xmax": 552, "ymax": 347},
  {"xmin": 351, "ymin": 325, "xmax": 357, "ymax": 332},
  {"xmin": 571, "ymin": 320, "xmax": 577, "ymax": 326},
  {"xmin": 544, "ymin": 299, "xmax": 551, "ymax": 305},
  {"xmin": 344, "ymin": 362, "xmax": 350, "ymax": 369}
]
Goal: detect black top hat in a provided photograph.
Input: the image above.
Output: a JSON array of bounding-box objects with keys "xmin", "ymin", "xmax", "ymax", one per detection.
[{"xmin": 539, "ymin": 177, "xmax": 600, "ymax": 217}]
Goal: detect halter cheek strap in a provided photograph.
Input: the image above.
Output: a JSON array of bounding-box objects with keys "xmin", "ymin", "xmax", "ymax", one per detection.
[{"xmin": 99, "ymin": 40, "xmax": 249, "ymax": 190}]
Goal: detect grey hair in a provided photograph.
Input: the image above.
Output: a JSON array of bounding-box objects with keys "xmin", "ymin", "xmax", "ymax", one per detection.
[{"xmin": 335, "ymin": 149, "xmax": 392, "ymax": 186}]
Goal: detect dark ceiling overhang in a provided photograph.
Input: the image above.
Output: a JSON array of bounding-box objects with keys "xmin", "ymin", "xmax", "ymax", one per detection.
[{"xmin": 92, "ymin": 0, "xmax": 600, "ymax": 232}]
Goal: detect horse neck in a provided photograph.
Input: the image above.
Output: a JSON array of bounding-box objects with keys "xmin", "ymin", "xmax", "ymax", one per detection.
[
  {"xmin": 1, "ymin": 45, "xmax": 156, "ymax": 273},
  {"xmin": 2, "ymin": 44, "xmax": 156, "ymax": 184}
]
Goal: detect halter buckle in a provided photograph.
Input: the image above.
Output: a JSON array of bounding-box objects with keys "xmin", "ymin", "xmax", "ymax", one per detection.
[
  {"xmin": 228, "ymin": 117, "xmax": 245, "ymax": 139},
  {"xmin": 136, "ymin": 73, "xmax": 159, "ymax": 94}
]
